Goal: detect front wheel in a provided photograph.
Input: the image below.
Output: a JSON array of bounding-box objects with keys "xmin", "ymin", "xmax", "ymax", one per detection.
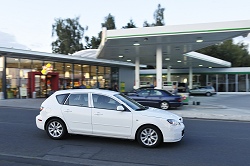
[
  {"xmin": 46, "ymin": 119, "xmax": 67, "ymax": 140},
  {"xmin": 136, "ymin": 125, "xmax": 162, "ymax": 148},
  {"xmin": 160, "ymin": 101, "xmax": 170, "ymax": 110}
]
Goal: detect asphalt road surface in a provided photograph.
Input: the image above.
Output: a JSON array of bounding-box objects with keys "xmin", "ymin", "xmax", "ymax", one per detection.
[{"xmin": 0, "ymin": 106, "xmax": 250, "ymax": 166}]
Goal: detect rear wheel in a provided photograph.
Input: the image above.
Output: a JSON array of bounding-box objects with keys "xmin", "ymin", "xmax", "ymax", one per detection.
[
  {"xmin": 206, "ymin": 92, "xmax": 211, "ymax": 96},
  {"xmin": 136, "ymin": 125, "xmax": 162, "ymax": 148},
  {"xmin": 46, "ymin": 119, "xmax": 67, "ymax": 140},
  {"xmin": 160, "ymin": 101, "xmax": 170, "ymax": 110}
]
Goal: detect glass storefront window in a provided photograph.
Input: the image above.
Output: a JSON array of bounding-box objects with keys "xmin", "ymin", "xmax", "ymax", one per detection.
[
  {"xmin": 207, "ymin": 74, "xmax": 217, "ymax": 90},
  {"xmin": 199, "ymin": 74, "xmax": 206, "ymax": 87},
  {"xmin": 192, "ymin": 74, "xmax": 202, "ymax": 87},
  {"xmin": 20, "ymin": 59, "xmax": 32, "ymax": 97},
  {"xmin": 6, "ymin": 58, "xmax": 20, "ymax": 98},
  {"xmin": 0, "ymin": 57, "xmax": 3, "ymax": 92},
  {"xmin": 248, "ymin": 74, "xmax": 250, "ymax": 92},
  {"xmin": 218, "ymin": 74, "xmax": 226, "ymax": 92},
  {"xmin": 82, "ymin": 65, "xmax": 90, "ymax": 88},
  {"xmin": 228, "ymin": 74, "xmax": 236, "ymax": 92},
  {"xmin": 32, "ymin": 60, "xmax": 43, "ymax": 72},
  {"xmin": 90, "ymin": 66, "xmax": 97, "ymax": 88},
  {"xmin": 98, "ymin": 66, "xmax": 104, "ymax": 88},
  {"xmin": 20, "ymin": 59, "xmax": 31, "ymax": 69},
  {"xmin": 111, "ymin": 67, "xmax": 119, "ymax": 90},
  {"xmin": 65, "ymin": 63, "xmax": 73, "ymax": 89},
  {"xmin": 74, "ymin": 64, "xmax": 82, "ymax": 87},
  {"xmin": 104, "ymin": 67, "xmax": 111, "ymax": 89},
  {"xmin": 54, "ymin": 62, "xmax": 64, "ymax": 90},
  {"xmin": 238, "ymin": 74, "xmax": 246, "ymax": 92}
]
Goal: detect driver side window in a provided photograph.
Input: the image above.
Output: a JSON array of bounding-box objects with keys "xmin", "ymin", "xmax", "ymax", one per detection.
[
  {"xmin": 137, "ymin": 90, "xmax": 150, "ymax": 96},
  {"xmin": 93, "ymin": 94, "xmax": 120, "ymax": 110}
]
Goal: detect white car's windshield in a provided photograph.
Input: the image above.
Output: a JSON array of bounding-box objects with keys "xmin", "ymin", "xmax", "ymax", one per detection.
[{"xmin": 115, "ymin": 93, "xmax": 148, "ymax": 111}]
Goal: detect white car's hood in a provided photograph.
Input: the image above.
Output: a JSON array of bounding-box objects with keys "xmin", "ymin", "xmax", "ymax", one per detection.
[{"xmin": 139, "ymin": 107, "xmax": 182, "ymax": 121}]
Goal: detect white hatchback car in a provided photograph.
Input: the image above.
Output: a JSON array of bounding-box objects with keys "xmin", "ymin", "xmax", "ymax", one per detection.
[{"xmin": 36, "ymin": 89, "xmax": 185, "ymax": 148}]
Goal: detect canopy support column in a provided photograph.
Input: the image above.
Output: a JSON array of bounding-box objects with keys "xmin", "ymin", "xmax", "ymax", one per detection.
[
  {"xmin": 167, "ymin": 66, "xmax": 171, "ymax": 82},
  {"xmin": 156, "ymin": 46, "xmax": 162, "ymax": 89},
  {"xmin": 134, "ymin": 57, "xmax": 140, "ymax": 89},
  {"xmin": 189, "ymin": 66, "xmax": 193, "ymax": 89}
]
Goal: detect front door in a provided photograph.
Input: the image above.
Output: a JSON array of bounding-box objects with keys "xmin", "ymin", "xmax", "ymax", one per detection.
[{"xmin": 91, "ymin": 94, "xmax": 133, "ymax": 137}]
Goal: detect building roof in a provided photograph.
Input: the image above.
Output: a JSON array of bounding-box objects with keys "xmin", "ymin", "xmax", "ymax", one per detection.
[
  {"xmin": 0, "ymin": 47, "xmax": 139, "ymax": 68},
  {"xmin": 98, "ymin": 20, "xmax": 250, "ymax": 69}
]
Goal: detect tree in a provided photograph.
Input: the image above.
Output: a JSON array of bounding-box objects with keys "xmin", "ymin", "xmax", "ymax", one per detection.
[
  {"xmin": 101, "ymin": 13, "xmax": 116, "ymax": 30},
  {"xmin": 90, "ymin": 32, "xmax": 102, "ymax": 49},
  {"xmin": 143, "ymin": 4, "xmax": 165, "ymax": 27},
  {"xmin": 198, "ymin": 40, "xmax": 250, "ymax": 67},
  {"xmin": 143, "ymin": 21, "xmax": 151, "ymax": 27},
  {"xmin": 85, "ymin": 14, "xmax": 116, "ymax": 49},
  {"xmin": 153, "ymin": 4, "xmax": 165, "ymax": 26},
  {"xmin": 122, "ymin": 19, "xmax": 137, "ymax": 29},
  {"xmin": 52, "ymin": 17, "xmax": 86, "ymax": 55}
]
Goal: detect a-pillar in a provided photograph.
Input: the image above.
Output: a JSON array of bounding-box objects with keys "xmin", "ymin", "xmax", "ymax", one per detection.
[
  {"xmin": 156, "ymin": 46, "xmax": 162, "ymax": 89},
  {"xmin": 189, "ymin": 66, "xmax": 193, "ymax": 89},
  {"xmin": 134, "ymin": 57, "xmax": 140, "ymax": 89}
]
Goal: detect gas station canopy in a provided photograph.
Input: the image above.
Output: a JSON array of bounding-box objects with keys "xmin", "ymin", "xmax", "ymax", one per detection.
[{"xmin": 98, "ymin": 20, "xmax": 250, "ymax": 68}]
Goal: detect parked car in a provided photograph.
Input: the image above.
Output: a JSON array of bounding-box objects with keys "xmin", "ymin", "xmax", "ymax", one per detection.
[
  {"xmin": 36, "ymin": 89, "xmax": 185, "ymax": 148},
  {"xmin": 123, "ymin": 86, "xmax": 153, "ymax": 95},
  {"xmin": 125, "ymin": 88, "xmax": 183, "ymax": 110},
  {"xmin": 189, "ymin": 86, "xmax": 217, "ymax": 96}
]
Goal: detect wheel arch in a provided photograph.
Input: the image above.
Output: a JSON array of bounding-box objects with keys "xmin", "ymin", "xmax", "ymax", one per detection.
[
  {"xmin": 44, "ymin": 116, "xmax": 67, "ymax": 132},
  {"xmin": 135, "ymin": 123, "xmax": 163, "ymax": 141}
]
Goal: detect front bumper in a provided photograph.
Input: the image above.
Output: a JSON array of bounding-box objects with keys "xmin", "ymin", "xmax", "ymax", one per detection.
[{"xmin": 162, "ymin": 123, "xmax": 185, "ymax": 142}]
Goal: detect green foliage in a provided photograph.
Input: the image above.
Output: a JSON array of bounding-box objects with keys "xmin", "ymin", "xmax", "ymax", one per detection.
[
  {"xmin": 198, "ymin": 40, "xmax": 250, "ymax": 67},
  {"xmin": 143, "ymin": 4, "xmax": 165, "ymax": 27},
  {"xmin": 122, "ymin": 19, "xmax": 137, "ymax": 29},
  {"xmin": 101, "ymin": 13, "xmax": 116, "ymax": 30},
  {"xmin": 153, "ymin": 4, "xmax": 165, "ymax": 26},
  {"xmin": 51, "ymin": 17, "xmax": 85, "ymax": 55},
  {"xmin": 85, "ymin": 14, "xmax": 116, "ymax": 49},
  {"xmin": 143, "ymin": 21, "xmax": 150, "ymax": 27}
]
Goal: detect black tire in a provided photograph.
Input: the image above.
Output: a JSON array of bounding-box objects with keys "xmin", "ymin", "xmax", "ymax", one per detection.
[
  {"xmin": 160, "ymin": 101, "xmax": 170, "ymax": 110},
  {"xmin": 136, "ymin": 125, "xmax": 163, "ymax": 148},
  {"xmin": 206, "ymin": 92, "xmax": 211, "ymax": 96},
  {"xmin": 46, "ymin": 118, "xmax": 67, "ymax": 140}
]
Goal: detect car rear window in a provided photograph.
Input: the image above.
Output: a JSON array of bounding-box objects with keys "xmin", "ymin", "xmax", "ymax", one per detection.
[{"xmin": 56, "ymin": 93, "xmax": 69, "ymax": 104}]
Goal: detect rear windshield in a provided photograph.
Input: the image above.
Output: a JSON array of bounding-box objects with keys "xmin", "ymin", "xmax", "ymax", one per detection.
[{"xmin": 56, "ymin": 93, "xmax": 70, "ymax": 104}]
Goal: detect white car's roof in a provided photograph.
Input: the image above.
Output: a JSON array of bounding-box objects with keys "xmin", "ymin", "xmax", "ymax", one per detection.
[{"xmin": 53, "ymin": 89, "xmax": 119, "ymax": 96}]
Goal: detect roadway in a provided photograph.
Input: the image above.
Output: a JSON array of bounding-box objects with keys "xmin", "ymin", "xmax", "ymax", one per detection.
[{"xmin": 0, "ymin": 106, "xmax": 250, "ymax": 166}]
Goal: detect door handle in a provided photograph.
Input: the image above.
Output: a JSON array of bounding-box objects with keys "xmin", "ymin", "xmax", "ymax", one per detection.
[
  {"xmin": 94, "ymin": 112, "xmax": 103, "ymax": 115},
  {"xmin": 64, "ymin": 109, "xmax": 72, "ymax": 112}
]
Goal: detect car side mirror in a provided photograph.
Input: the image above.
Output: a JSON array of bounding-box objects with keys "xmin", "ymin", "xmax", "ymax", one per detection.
[{"xmin": 117, "ymin": 105, "xmax": 125, "ymax": 111}]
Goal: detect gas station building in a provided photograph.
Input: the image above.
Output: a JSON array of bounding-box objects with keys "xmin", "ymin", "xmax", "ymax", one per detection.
[{"xmin": 1, "ymin": 20, "xmax": 250, "ymax": 99}]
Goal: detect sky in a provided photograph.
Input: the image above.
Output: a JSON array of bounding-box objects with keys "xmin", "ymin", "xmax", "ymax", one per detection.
[{"xmin": 0, "ymin": 0, "xmax": 250, "ymax": 53}]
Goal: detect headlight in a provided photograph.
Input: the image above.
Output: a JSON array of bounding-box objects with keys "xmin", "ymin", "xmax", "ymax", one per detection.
[{"xmin": 167, "ymin": 119, "xmax": 180, "ymax": 125}]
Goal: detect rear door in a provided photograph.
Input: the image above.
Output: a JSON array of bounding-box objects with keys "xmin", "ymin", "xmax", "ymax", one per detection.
[
  {"xmin": 199, "ymin": 87, "xmax": 207, "ymax": 94},
  {"xmin": 61, "ymin": 93, "xmax": 92, "ymax": 133},
  {"xmin": 146, "ymin": 89, "xmax": 164, "ymax": 107},
  {"xmin": 132, "ymin": 89, "xmax": 151, "ymax": 106}
]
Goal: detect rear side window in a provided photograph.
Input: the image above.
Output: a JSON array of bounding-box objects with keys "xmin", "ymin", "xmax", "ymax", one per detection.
[
  {"xmin": 56, "ymin": 93, "xmax": 70, "ymax": 104},
  {"xmin": 65, "ymin": 94, "xmax": 89, "ymax": 107}
]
